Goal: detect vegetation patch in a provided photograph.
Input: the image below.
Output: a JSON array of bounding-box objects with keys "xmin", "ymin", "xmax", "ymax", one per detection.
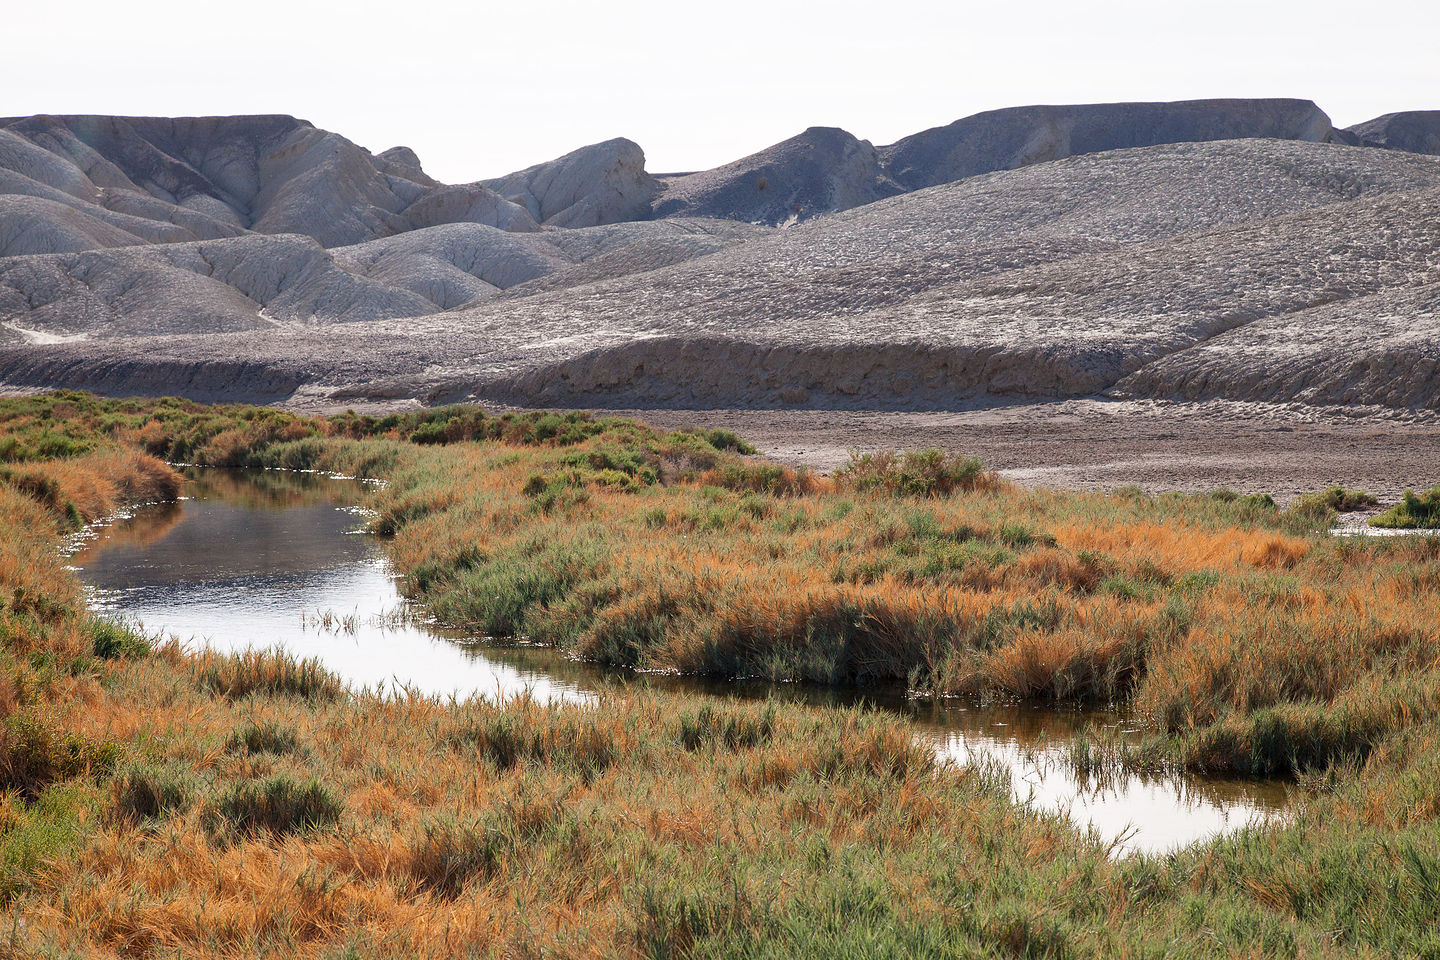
[
  {"xmin": 0, "ymin": 715, "xmax": 120, "ymax": 798},
  {"xmin": 835, "ymin": 448, "xmax": 992, "ymax": 496},
  {"xmin": 4, "ymin": 392, "xmax": 1440, "ymax": 956},
  {"xmin": 1372, "ymin": 485, "xmax": 1440, "ymax": 529},
  {"xmin": 110, "ymin": 762, "xmax": 192, "ymax": 824},
  {"xmin": 225, "ymin": 719, "xmax": 302, "ymax": 756}
]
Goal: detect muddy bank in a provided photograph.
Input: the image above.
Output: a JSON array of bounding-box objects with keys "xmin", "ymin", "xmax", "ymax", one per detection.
[{"xmin": 596, "ymin": 400, "xmax": 1440, "ymax": 502}]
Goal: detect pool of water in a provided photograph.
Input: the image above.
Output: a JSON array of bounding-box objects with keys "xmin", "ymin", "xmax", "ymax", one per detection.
[{"xmin": 71, "ymin": 467, "xmax": 1290, "ymax": 855}]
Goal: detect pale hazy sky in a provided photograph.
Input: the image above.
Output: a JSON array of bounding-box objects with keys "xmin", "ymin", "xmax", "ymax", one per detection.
[{"xmin": 6, "ymin": 0, "xmax": 1437, "ymax": 183}]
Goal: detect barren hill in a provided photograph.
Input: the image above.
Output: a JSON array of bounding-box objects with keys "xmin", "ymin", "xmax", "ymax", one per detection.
[
  {"xmin": 1, "ymin": 133, "xmax": 1437, "ymax": 413},
  {"xmin": 0, "ymin": 101, "xmax": 1437, "ymax": 414}
]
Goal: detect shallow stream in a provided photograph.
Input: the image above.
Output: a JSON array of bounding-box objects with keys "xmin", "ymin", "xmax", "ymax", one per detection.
[{"xmin": 72, "ymin": 468, "xmax": 1290, "ymax": 855}]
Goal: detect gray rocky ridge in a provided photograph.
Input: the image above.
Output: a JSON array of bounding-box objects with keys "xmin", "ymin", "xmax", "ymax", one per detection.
[
  {"xmin": 481, "ymin": 138, "xmax": 662, "ymax": 228},
  {"xmin": 1347, "ymin": 111, "xmax": 1440, "ymax": 156},
  {"xmin": 651, "ymin": 127, "xmax": 901, "ymax": 225},
  {"xmin": 879, "ymin": 98, "xmax": 1336, "ymax": 190}
]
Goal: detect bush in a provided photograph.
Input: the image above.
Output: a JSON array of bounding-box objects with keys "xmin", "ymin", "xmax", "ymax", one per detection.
[
  {"xmin": 207, "ymin": 776, "xmax": 341, "ymax": 836},
  {"xmin": 836, "ymin": 449, "xmax": 991, "ymax": 497},
  {"xmin": 1312, "ymin": 485, "xmax": 1379, "ymax": 512},
  {"xmin": 711, "ymin": 462, "xmax": 818, "ymax": 496},
  {"xmin": 409, "ymin": 422, "xmax": 447, "ymax": 445},
  {"xmin": 702, "ymin": 429, "xmax": 756, "ymax": 455}
]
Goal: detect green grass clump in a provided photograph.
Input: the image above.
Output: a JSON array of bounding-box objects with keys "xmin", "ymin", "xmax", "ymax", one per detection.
[
  {"xmin": 225, "ymin": 720, "xmax": 301, "ymax": 756},
  {"xmin": 446, "ymin": 708, "xmax": 619, "ymax": 780},
  {"xmin": 1372, "ymin": 486, "xmax": 1440, "ymax": 529},
  {"xmin": 678, "ymin": 703, "xmax": 777, "ymax": 751},
  {"xmin": 0, "ymin": 782, "xmax": 94, "ymax": 903},
  {"xmin": 110, "ymin": 762, "xmax": 192, "ymax": 824},
  {"xmin": 88, "ymin": 618, "xmax": 149, "ymax": 659},
  {"xmin": 206, "ymin": 775, "xmax": 341, "ymax": 837}
]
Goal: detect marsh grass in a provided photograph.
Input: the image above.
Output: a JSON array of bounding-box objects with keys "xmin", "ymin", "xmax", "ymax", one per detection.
[
  {"xmin": 195, "ymin": 648, "xmax": 346, "ymax": 701},
  {"xmin": 225, "ymin": 720, "xmax": 301, "ymax": 756},
  {"xmin": 5, "ymin": 393, "xmax": 1440, "ymax": 957},
  {"xmin": 0, "ymin": 715, "xmax": 121, "ymax": 798},
  {"xmin": 88, "ymin": 617, "xmax": 150, "ymax": 659}
]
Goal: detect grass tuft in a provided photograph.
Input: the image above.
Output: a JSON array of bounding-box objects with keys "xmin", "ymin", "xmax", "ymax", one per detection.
[
  {"xmin": 110, "ymin": 762, "xmax": 191, "ymax": 824},
  {"xmin": 88, "ymin": 617, "xmax": 149, "ymax": 660},
  {"xmin": 194, "ymin": 648, "xmax": 345, "ymax": 701},
  {"xmin": 225, "ymin": 719, "xmax": 301, "ymax": 756},
  {"xmin": 205, "ymin": 775, "xmax": 341, "ymax": 837}
]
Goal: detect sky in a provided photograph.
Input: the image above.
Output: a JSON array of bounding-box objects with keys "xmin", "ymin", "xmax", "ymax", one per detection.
[{"xmin": 5, "ymin": 0, "xmax": 1437, "ymax": 184}]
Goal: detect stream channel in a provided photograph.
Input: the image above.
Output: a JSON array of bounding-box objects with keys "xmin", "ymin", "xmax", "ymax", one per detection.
[{"xmin": 70, "ymin": 467, "xmax": 1291, "ymax": 855}]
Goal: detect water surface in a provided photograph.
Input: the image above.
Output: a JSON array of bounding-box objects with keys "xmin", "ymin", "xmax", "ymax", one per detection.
[{"xmin": 73, "ymin": 468, "xmax": 1290, "ymax": 855}]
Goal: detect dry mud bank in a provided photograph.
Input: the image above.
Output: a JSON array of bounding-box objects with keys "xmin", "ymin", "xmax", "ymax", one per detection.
[{"xmin": 591, "ymin": 400, "xmax": 1440, "ymax": 501}]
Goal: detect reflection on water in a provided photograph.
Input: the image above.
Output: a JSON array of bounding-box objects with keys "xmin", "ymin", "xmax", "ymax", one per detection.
[
  {"xmin": 73, "ymin": 467, "xmax": 1289, "ymax": 855},
  {"xmin": 74, "ymin": 469, "xmax": 584, "ymax": 704}
]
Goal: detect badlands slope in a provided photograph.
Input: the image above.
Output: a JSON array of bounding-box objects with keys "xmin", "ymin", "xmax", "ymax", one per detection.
[{"xmin": 0, "ymin": 102, "xmax": 1437, "ymax": 412}]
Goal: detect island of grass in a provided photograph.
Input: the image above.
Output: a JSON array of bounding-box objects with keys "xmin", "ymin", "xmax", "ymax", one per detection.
[
  {"xmin": 3, "ymin": 391, "xmax": 1440, "ymax": 958},
  {"xmin": 1372, "ymin": 485, "xmax": 1440, "ymax": 529}
]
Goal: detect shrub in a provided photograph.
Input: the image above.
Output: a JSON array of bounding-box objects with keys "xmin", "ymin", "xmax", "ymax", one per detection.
[
  {"xmin": 836, "ymin": 449, "xmax": 991, "ymax": 497},
  {"xmin": 1312, "ymin": 485, "xmax": 1379, "ymax": 512},
  {"xmin": 703, "ymin": 429, "xmax": 756, "ymax": 455},
  {"xmin": 409, "ymin": 422, "xmax": 447, "ymax": 445},
  {"xmin": 711, "ymin": 462, "xmax": 819, "ymax": 496},
  {"xmin": 207, "ymin": 776, "xmax": 341, "ymax": 836}
]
